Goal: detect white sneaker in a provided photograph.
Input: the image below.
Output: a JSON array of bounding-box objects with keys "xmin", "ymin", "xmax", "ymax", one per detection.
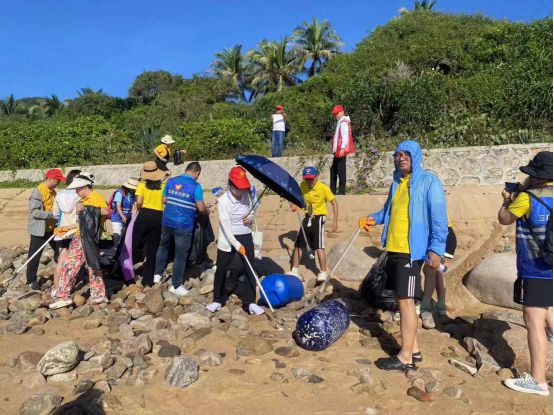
[
  {"xmin": 504, "ymin": 373, "xmax": 550, "ymax": 396},
  {"xmin": 50, "ymin": 287, "xmax": 58, "ymax": 298},
  {"xmin": 91, "ymin": 297, "xmax": 109, "ymax": 305},
  {"xmin": 249, "ymin": 303, "xmax": 265, "ymax": 315},
  {"xmin": 49, "ymin": 298, "xmax": 73, "ymax": 310},
  {"xmin": 169, "ymin": 285, "xmax": 189, "ymax": 297},
  {"xmin": 317, "ymin": 271, "xmax": 328, "ymax": 282},
  {"xmin": 206, "ymin": 302, "xmax": 222, "ymax": 313},
  {"xmin": 153, "ymin": 274, "xmax": 162, "ymax": 284},
  {"xmin": 288, "ymin": 267, "xmax": 299, "ymax": 277}
]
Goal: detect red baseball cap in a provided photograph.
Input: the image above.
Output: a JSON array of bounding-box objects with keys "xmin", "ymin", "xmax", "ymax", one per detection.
[
  {"xmin": 332, "ymin": 105, "xmax": 344, "ymax": 115},
  {"xmin": 44, "ymin": 168, "xmax": 66, "ymax": 182},
  {"xmin": 276, "ymin": 104, "xmax": 284, "ymax": 110},
  {"xmin": 229, "ymin": 166, "xmax": 251, "ymax": 189}
]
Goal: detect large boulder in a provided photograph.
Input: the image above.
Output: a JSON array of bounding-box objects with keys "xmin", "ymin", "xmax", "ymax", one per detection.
[
  {"xmin": 165, "ymin": 356, "xmax": 199, "ymax": 388},
  {"xmin": 19, "ymin": 394, "xmax": 62, "ymax": 415},
  {"xmin": 464, "ymin": 253, "xmax": 521, "ymax": 310},
  {"xmin": 326, "ymin": 242, "xmax": 377, "ymax": 282},
  {"xmin": 37, "ymin": 341, "xmax": 80, "ymax": 376}
]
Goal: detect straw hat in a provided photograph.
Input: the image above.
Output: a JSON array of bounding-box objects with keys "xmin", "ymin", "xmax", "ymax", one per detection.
[
  {"xmin": 140, "ymin": 161, "xmax": 169, "ymax": 181},
  {"xmin": 122, "ymin": 177, "xmax": 139, "ymax": 190},
  {"xmin": 160, "ymin": 134, "xmax": 175, "ymax": 145}
]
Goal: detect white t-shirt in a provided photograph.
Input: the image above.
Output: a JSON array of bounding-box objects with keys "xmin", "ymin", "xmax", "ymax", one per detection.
[{"xmin": 272, "ymin": 114, "xmax": 285, "ymax": 132}]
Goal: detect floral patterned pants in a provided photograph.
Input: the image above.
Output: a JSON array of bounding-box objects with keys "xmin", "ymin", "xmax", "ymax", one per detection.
[{"xmin": 57, "ymin": 236, "xmax": 106, "ymax": 299}]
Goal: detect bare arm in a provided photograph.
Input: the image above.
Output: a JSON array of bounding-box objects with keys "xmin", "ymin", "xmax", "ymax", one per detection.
[
  {"xmin": 136, "ymin": 196, "xmax": 144, "ymax": 210},
  {"xmin": 196, "ymin": 200, "xmax": 208, "ymax": 214},
  {"xmin": 330, "ymin": 198, "xmax": 339, "ymax": 232},
  {"xmin": 154, "ymin": 149, "xmax": 167, "ymax": 162},
  {"xmin": 115, "ymin": 202, "xmax": 126, "ymax": 223},
  {"xmin": 498, "ymin": 189, "xmax": 518, "ymax": 225}
]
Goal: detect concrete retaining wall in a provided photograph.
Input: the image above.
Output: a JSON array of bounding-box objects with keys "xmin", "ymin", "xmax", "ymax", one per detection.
[{"xmin": 0, "ymin": 143, "xmax": 551, "ymax": 190}]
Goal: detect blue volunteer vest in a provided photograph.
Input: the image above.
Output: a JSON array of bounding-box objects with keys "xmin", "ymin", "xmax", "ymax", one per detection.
[
  {"xmin": 162, "ymin": 175, "xmax": 199, "ymax": 230},
  {"xmin": 516, "ymin": 187, "xmax": 553, "ymax": 279},
  {"xmin": 111, "ymin": 189, "xmax": 134, "ymax": 224}
]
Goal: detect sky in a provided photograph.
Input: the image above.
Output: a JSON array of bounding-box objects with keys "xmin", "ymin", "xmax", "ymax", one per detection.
[{"xmin": 0, "ymin": 0, "xmax": 551, "ymax": 100}]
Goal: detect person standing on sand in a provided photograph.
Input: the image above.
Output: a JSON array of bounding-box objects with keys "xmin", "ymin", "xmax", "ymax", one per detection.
[
  {"xmin": 330, "ymin": 105, "xmax": 354, "ymax": 195},
  {"xmin": 498, "ymin": 151, "xmax": 553, "ymax": 396},
  {"xmin": 26, "ymin": 168, "xmax": 66, "ymax": 290},
  {"xmin": 361, "ymin": 140, "xmax": 448, "ymax": 372}
]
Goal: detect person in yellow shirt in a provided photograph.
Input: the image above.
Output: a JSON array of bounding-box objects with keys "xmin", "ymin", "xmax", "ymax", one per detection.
[
  {"xmin": 26, "ymin": 168, "xmax": 66, "ymax": 290},
  {"xmin": 132, "ymin": 161, "xmax": 169, "ymax": 286},
  {"xmin": 154, "ymin": 134, "xmax": 175, "ymax": 171},
  {"xmin": 289, "ymin": 166, "xmax": 338, "ymax": 282},
  {"xmin": 50, "ymin": 172, "xmax": 109, "ymax": 309}
]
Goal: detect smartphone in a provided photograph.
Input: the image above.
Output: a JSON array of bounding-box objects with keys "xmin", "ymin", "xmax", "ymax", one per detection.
[{"xmin": 504, "ymin": 182, "xmax": 519, "ymax": 193}]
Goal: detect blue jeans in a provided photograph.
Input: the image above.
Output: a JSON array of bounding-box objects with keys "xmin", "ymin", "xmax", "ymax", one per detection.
[
  {"xmin": 271, "ymin": 130, "xmax": 285, "ymax": 157},
  {"xmin": 155, "ymin": 226, "xmax": 193, "ymax": 288}
]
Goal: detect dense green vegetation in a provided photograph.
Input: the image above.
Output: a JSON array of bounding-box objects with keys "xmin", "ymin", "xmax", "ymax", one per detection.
[{"xmin": 0, "ymin": 9, "xmax": 551, "ymax": 169}]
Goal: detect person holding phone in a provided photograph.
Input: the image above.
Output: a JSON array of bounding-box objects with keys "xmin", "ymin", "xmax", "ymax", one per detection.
[
  {"xmin": 360, "ymin": 140, "xmax": 448, "ymax": 371},
  {"xmin": 498, "ymin": 151, "xmax": 552, "ymax": 396}
]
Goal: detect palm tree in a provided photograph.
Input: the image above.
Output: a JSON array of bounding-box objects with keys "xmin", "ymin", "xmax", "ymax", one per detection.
[
  {"xmin": 247, "ymin": 38, "xmax": 302, "ymax": 97},
  {"xmin": 293, "ymin": 18, "xmax": 343, "ymax": 77},
  {"xmin": 77, "ymin": 87, "xmax": 104, "ymax": 96},
  {"xmin": 44, "ymin": 94, "xmax": 63, "ymax": 116},
  {"xmin": 211, "ymin": 45, "xmax": 249, "ymax": 100},
  {"xmin": 0, "ymin": 94, "xmax": 19, "ymax": 116},
  {"xmin": 414, "ymin": 0, "xmax": 436, "ymax": 11}
]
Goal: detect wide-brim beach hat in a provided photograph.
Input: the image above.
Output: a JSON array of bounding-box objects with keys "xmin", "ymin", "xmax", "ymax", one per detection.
[
  {"xmin": 123, "ymin": 177, "xmax": 139, "ymax": 190},
  {"xmin": 160, "ymin": 134, "xmax": 175, "ymax": 145},
  {"xmin": 141, "ymin": 161, "xmax": 169, "ymax": 181}
]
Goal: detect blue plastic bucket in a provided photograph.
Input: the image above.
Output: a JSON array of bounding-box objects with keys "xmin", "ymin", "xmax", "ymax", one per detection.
[
  {"xmin": 260, "ymin": 274, "xmax": 304, "ymax": 308},
  {"xmin": 294, "ymin": 300, "xmax": 350, "ymax": 351}
]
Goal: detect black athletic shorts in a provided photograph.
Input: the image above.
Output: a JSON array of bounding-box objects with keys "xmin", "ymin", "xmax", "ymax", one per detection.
[
  {"xmin": 384, "ymin": 252, "xmax": 424, "ymax": 299},
  {"xmin": 444, "ymin": 227, "xmax": 457, "ymax": 259},
  {"xmin": 513, "ymin": 277, "xmax": 553, "ymax": 308},
  {"xmin": 295, "ymin": 215, "xmax": 326, "ymax": 250},
  {"xmin": 56, "ymin": 239, "xmax": 71, "ymax": 250}
]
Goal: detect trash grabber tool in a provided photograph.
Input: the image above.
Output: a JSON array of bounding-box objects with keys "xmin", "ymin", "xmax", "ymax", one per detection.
[{"xmin": 296, "ymin": 213, "xmax": 315, "ymax": 260}]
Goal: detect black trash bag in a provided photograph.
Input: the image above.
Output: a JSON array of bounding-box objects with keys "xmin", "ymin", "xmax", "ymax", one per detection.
[
  {"xmin": 359, "ymin": 252, "xmax": 397, "ymax": 311},
  {"xmin": 79, "ymin": 206, "xmax": 102, "ymax": 272},
  {"xmin": 187, "ymin": 214, "xmax": 215, "ymax": 266}
]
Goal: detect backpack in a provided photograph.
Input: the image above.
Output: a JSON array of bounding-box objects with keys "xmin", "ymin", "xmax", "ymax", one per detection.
[
  {"xmin": 174, "ymin": 149, "xmax": 184, "ymax": 165},
  {"xmin": 524, "ymin": 191, "xmax": 553, "ymax": 266},
  {"xmin": 359, "ymin": 252, "xmax": 398, "ymax": 311}
]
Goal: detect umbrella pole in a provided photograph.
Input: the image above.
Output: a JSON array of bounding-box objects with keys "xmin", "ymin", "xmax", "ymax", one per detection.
[{"xmin": 245, "ymin": 186, "xmax": 269, "ymax": 218}]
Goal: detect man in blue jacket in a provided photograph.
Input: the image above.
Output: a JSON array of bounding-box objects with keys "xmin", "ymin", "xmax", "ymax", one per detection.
[{"xmin": 361, "ymin": 140, "xmax": 448, "ymax": 371}]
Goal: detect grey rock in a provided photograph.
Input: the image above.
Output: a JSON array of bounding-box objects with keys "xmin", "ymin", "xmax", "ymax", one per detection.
[
  {"xmin": 165, "ymin": 356, "xmax": 199, "ymax": 388},
  {"xmin": 411, "ymin": 377, "xmax": 426, "ymax": 390},
  {"xmin": 418, "ymin": 368, "xmax": 443, "ymax": 382},
  {"xmin": 123, "ymin": 334, "xmax": 152, "ymax": 356},
  {"xmin": 177, "ymin": 312, "xmax": 210, "ymax": 330},
  {"xmin": 11, "ymin": 292, "xmax": 43, "ymax": 312},
  {"xmin": 291, "ymin": 367, "xmax": 311, "ymax": 378},
  {"xmin": 272, "ymin": 359, "xmax": 286, "ymax": 369},
  {"xmin": 48, "ymin": 372, "xmax": 78, "ymax": 383},
  {"xmin": 308, "ymin": 374, "xmax": 324, "ymax": 384},
  {"xmin": 270, "ymin": 372, "xmax": 287, "ymax": 383},
  {"xmin": 23, "ymin": 372, "xmax": 46, "ymax": 389},
  {"xmin": 73, "ymin": 380, "xmax": 94, "ymax": 395},
  {"xmin": 95, "ymin": 380, "xmax": 111, "ymax": 394},
  {"xmin": 104, "ymin": 361, "xmax": 127, "ymax": 381},
  {"xmin": 4, "ymin": 322, "xmax": 28, "ymax": 334},
  {"xmin": 444, "ymin": 386, "xmax": 463, "ymax": 399},
  {"xmin": 464, "ymin": 253, "xmax": 521, "ymax": 310},
  {"xmin": 135, "ymin": 365, "xmax": 158, "ymax": 385},
  {"xmin": 274, "ymin": 346, "xmax": 300, "ymax": 358},
  {"xmin": 199, "ymin": 351, "xmax": 222, "ymax": 367},
  {"xmin": 77, "ymin": 305, "xmax": 95, "ymax": 317},
  {"xmin": 19, "ymin": 394, "xmax": 62, "ymax": 415},
  {"xmin": 425, "ymin": 381, "xmax": 442, "ymax": 394},
  {"xmin": 187, "ymin": 327, "xmax": 212, "ymax": 341},
  {"xmin": 37, "ymin": 341, "xmax": 80, "ymax": 376},
  {"xmin": 236, "ymin": 336, "xmax": 273, "ymax": 357},
  {"xmin": 83, "ymin": 318, "xmax": 102, "ymax": 330},
  {"xmin": 448, "ymin": 359, "xmax": 477, "ymax": 376},
  {"xmin": 158, "ymin": 343, "xmax": 181, "ymax": 358}
]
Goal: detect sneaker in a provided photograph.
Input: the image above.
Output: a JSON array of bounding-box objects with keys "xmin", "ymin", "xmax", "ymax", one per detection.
[
  {"xmin": 169, "ymin": 285, "xmax": 189, "ymax": 297},
  {"xmin": 392, "ymin": 311, "xmax": 401, "ymax": 323},
  {"xmin": 317, "ymin": 271, "xmax": 328, "ymax": 282},
  {"xmin": 153, "ymin": 274, "xmax": 162, "ymax": 284},
  {"xmin": 504, "ymin": 373, "xmax": 550, "ymax": 396},
  {"xmin": 206, "ymin": 302, "xmax": 222, "ymax": 313},
  {"xmin": 28, "ymin": 281, "xmax": 41, "ymax": 291},
  {"xmin": 49, "ymin": 298, "xmax": 73, "ymax": 310},
  {"xmin": 248, "ymin": 303, "xmax": 265, "ymax": 315},
  {"xmin": 50, "ymin": 287, "xmax": 58, "ymax": 298},
  {"xmin": 375, "ymin": 355, "xmax": 416, "ymax": 372},
  {"xmin": 415, "ymin": 303, "xmax": 421, "ymax": 316},
  {"xmin": 437, "ymin": 303, "xmax": 448, "ymax": 316},
  {"xmin": 91, "ymin": 297, "xmax": 109, "ymax": 305},
  {"xmin": 421, "ymin": 311, "xmax": 436, "ymax": 329}
]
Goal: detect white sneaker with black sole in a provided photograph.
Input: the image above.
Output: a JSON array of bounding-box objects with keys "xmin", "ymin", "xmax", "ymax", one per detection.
[
  {"xmin": 169, "ymin": 285, "xmax": 189, "ymax": 297},
  {"xmin": 153, "ymin": 274, "xmax": 162, "ymax": 284}
]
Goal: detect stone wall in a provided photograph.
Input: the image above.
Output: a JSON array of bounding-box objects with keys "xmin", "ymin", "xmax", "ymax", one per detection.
[{"xmin": 0, "ymin": 143, "xmax": 551, "ymax": 190}]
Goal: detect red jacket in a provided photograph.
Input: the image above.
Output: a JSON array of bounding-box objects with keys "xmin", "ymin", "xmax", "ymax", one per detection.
[{"xmin": 332, "ymin": 116, "xmax": 355, "ymax": 158}]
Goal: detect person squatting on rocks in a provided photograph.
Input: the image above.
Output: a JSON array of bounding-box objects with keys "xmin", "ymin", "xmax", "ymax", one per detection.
[
  {"xmin": 289, "ymin": 166, "xmax": 338, "ymax": 283},
  {"xmin": 361, "ymin": 140, "xmax": 448, "ymax": 372},
  {"xmin": 206, "ymin": 166, "xmax": 265, "ymax": 315},
  {"xmin": 26, "ymin": 168, "xmax": 66, "ymax": 291},
  {"xmin": 420, "ymin": 212, "xmax": 457, "ymax": 327},
  {"xmin": 51, "ymin": 169, "xmax": 81, "ymax": 297},
  {"xmin": 498, "ymin": 151, "xmax": 553, "ymax": 396},
  {"xmin": 153, "ymin": 162, "xmax": 208, "ymax": 296},
  {"xmin": 109, "ymin": 177, "xmax": 138, "ymax": 250},
  {"xmin": 49, "ymin": 173, "xmax": 109, "ymax": 309},
  {"xmin": 330, "ymin": 104, "xmax": 354, "ymax": 196},
  {"xmin": 132, "ymin": 161, "xmax": 169, "ymax": 287}
]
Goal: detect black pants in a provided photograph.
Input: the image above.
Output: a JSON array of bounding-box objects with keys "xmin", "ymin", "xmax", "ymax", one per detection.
[
  {"xmin": 330, "ymin": 156, "xmax": 346, "ymax": 195},
  {"xmin": 155, "ymin": 158, "xmax": 169, "ymax": 172},
  {"xmin": 213, "ymin": 234, "xmax": 257, "ymax": 311},
  {"xmin": 132, "ymin": 208, "xmax": 162, "ymax": 286},
  {"xmin": 26, "ymin": 232, "xmax": 59, "ymax": 284}
]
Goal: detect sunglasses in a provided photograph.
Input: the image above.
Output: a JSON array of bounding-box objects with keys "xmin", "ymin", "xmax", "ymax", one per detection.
[{"xmin": 393, "ymin": 151, "xmax": 411, "ymax": 160}]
